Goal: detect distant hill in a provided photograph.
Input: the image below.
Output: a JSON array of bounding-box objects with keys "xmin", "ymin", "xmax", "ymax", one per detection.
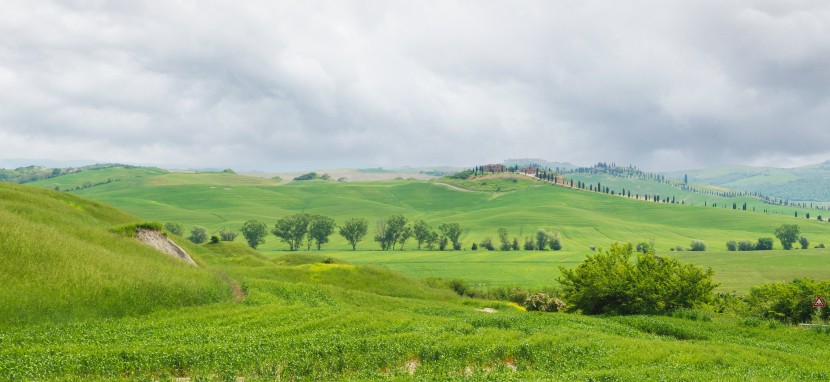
[{"xmin": 665, "ymin": 161, "xmax": 830, "ymax": 202}]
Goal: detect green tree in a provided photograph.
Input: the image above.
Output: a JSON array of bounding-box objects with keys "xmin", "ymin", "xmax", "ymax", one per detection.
[
  {"xmin": 425, "ymin": 231, "xmax": 439, "ymax": 250},
  {"xmin": 636, "ymin": 242, "xmax": 652, "ymax": 254},
  {"xmin": 439, "ymin": 223, "xmax": 462, "ymax": 250},
  {"xmin": 272, "ymin": 213, "xmax": 311, "ymax": 251},
  {"xmin": 188, "ymin": 226, "xmax": 208, "ymax": 244},
  {"xmin": 339, "ymin": 218, "xmax": 368, "ymax": 250},
  {"xmin": 398, "ymin": 225, "xmax": 413, "ymax": 250},
  {"xmin": 799, "ymin": 236, "xmax": 809, "ymax": 250},
  {"xmin": 535, "ymin": 229, "xmax": 549, "ymax": 250},
  {"xmin": 412, "ymin": 220, "xmax": 433, "ymax": 250},
  {"xmin": 374, "ymin": 214, "xmax": 408, "ymax": 250},
  {"xmin": 558, "ymin": 243, "xmax": 717, "ymax": 315},
  {"xmin": 497, "ymin": 227, "xmax": 511, "ymax": 251},
  {"xmin": 164, "ymin": 222, "xmax": 184, "ymax": 236},
  {"xmin": 241, "ymin": 220, "xmax": 268, "ymax": 249},
  {"xmin": 308, "ymin": 215, "xmax": 336, "ymax": 250},
  {"xmin": 218, "ymin": 228, "xmax": 238, "ymax": 242},
  {"xmin": 774, "ymin": 224, "xmax": 800, "ymax": 250}
]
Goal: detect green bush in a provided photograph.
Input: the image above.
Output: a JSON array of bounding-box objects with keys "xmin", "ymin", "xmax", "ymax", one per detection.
[
  {"xmin": 799, "ymin": 236, "xmax": 809, "ymax": 249},
  {"xmin": 558, "ymin": 243, "xmax": 717, "ymax": 315},
  {"xmin": 756, "ymin": 237, "xmax": 774, "ymax": 250},
  {"xmin": 745, "ymin": 278, "xmax": 830, "ymax": 323},
  {"xmin": 689, "ymin": 240, "xmax": 706, "ymax": 251},
  {"xmin": 189, "ymin": 226, "xmax": 209, "ymax": 244},
  {"xmin": 163, "ymin": 222, "xmax": 184, "ymax": 236},
  {"xmin": 726, "ymin": 241, "xmax": 737, "ymax": 251},
  {"xmin": 636, "ymin": 242, "xmax": 652, "ymax": 254},
  {"xmin": 738, "ymin": 240, "xmax": 755, "ymax": 251}
]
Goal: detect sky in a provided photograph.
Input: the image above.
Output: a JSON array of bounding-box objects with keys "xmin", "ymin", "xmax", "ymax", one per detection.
[{"xmin": 2, "ymin": 1, "xmax": 830, "ymax": 171}]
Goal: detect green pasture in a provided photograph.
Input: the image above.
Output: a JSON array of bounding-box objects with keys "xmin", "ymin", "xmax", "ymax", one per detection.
[
  {"xmin": 27, "ymin": 166, "xmax": 830, "ymax": 293},
  {"xmin": 328, "ymin": 248, "xmax": 830, "ymax": 294},
  {"xmin": 4, "ymin": 181, "xmax": 830, "ymax": 380}
]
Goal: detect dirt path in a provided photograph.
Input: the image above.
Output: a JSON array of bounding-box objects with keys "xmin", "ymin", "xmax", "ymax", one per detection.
[{"xmin": 433, "ymin": 182, "xmax": 476, "ymax": 192}]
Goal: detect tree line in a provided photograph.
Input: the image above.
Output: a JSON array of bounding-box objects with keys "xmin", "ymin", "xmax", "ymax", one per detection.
[{"xmin": 164, "ymin": 215, "xmax": 566, "ymax": 252}]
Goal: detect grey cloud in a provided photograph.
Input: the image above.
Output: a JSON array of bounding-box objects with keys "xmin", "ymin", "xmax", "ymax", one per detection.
[{"xmin": 2, "ymin": 1, "xmax": 830, "ymax": 171}]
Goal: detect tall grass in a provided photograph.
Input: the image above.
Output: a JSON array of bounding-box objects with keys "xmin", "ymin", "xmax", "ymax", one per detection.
[{"xmin": 0, "ymin": 183, "xmax": 230, "ymax": 323}]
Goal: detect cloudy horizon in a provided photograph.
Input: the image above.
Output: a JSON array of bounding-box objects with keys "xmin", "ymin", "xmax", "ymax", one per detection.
[{"xmin": 2, "ymin": 1, "xmax": 830, "ymax": 172}]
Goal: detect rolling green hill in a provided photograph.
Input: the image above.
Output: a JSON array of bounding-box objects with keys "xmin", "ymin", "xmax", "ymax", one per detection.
[
  {"xmin": 666, "ymin": 161, "xmax": 830, "ymax": 203},
  {"xmin": 0, "ymin": 182, "xmax": 231, "ymax": 323},
  {"xmin": 4, "ymin": 174, "xmax": 830, "ymax": 380},
  {"xmin": 26, "ymin": 166, "xmax": 830, "ymax": 292}
]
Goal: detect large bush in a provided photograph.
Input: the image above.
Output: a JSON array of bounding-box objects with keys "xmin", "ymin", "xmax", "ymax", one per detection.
[
  {"xmin": 755, "ymin": 237, "xmax": 774, "ymax": 250},
  {"xmin": 746, "ymin": 278, "xmax": 830, "ymax": 323},
  {"xmin": 558, "ymin": 243, "xmax": 717, "ymax": 315},
  {"xmin": 689, "ymin": 240, "xmax": 706, "ymax": 251}
]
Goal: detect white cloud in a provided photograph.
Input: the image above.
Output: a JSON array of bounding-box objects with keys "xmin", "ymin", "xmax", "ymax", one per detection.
[{"xmin": 2, "ymin": 0, "xmax": 830, "ymax": 171}]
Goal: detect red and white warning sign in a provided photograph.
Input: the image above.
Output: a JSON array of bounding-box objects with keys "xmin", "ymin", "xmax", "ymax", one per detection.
[{"xmin": 814, "ymin": 296, "xmax": 826, "ymax": 308}]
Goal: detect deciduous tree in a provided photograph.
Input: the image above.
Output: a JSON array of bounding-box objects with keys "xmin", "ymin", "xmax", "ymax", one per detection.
[
  {"xmin": 339, "ymin": 218, "xmax": 368, "ymax": 250},
  {"xmin": 241, "ymin": 220, "xmax": 268, "ymax": 249}
]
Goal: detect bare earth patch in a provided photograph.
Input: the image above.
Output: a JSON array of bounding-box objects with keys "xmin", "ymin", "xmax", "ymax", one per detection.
[{"xmin": 136, "ymin": 229, "xmax": 197, "ymax": 266}]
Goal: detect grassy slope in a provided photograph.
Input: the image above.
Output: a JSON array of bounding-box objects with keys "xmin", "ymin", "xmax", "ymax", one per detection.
[
  {"xmin": 4, "ymin": 181, "xmax": 830, "ymax": 380},
  {"xmin": 0, "ymin": 182, "xmax": 231, "ymax": 323},
  {"xmin": 40, "ymin": 168, "xmax": 830, "ymax": 292},
  {"xmin": 666, "ymin": 162, "xmax": 830, "ymax": 202}
]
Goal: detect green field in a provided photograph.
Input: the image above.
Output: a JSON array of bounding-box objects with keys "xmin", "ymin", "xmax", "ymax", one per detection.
[
  {"xmin": 30, "ymin": 167, "xmax": 830, "ymax": 293},
  {"xmin": 3, "ymin": 180, "xmax": 830, "ymax": 380}
]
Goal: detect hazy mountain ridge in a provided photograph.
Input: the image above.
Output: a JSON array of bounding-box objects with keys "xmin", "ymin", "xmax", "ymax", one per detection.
[{"xmin": 666, "ymin": 161, "xmax": 830, "ymax": 202}]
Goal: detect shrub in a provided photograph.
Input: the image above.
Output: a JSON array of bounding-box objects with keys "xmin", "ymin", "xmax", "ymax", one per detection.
[
  {"xmin": 511, "ymin": 238, "xmax": 520, "ymax": 250},
  {"xmin": 745, "ymin": 278, "xmax": 830, "ymax": 323},
  {"xmin": 725, "ymin": 241, "xmax": 737, "ymax": 251},
  {"xmin": 293, "ymin": 172, "xmax": 318, "ymax": 181},
  {"xmin": 219, "ymin": 228, "xmax": 238, "ymax": 242},
  {"xmin": 164, "ymin": 222, "xmax": 184, "ymax": 236},
  {"xmin": 480, "ymin": 237, "xmax": 495, "ymax": 251},
  {"xmin": 438, "ymin": 236, "xmax": 448, "ymax": 251},
  {"xmin": 548, "ymin": 234, "xmax": 562, "ymax": 251},
  {"xmin": 675, "ymin": 246, "xmax": 684, "ymax": 251},
  {"xmin": 447, "ymin": 279, "xmax": 473, "ymax": 297},
  {"xmin": 471, "ymin": 242, "xmax": 478, "ymax": 250},
  {"xmin": 524, "ymin": 293, "xmax": 566, "ymax": 312},
  {"xmin": 636, "ymin": 242, "xmax": 652, "ymax": 254},
  {"xmin": 756, "ymin": 237, "xmax": 774, "ymax": 250},
  {"xmin": 799, "ymin": 236, "xmax": 809, "ymax": 249},
  {"xmin": 209, "ymin": 235, "xmax": 220, "ymax": 244},
  {"xmin": 738, "ymin": 240, "xmax": 755, "ymax": 251},
  {"xmin": 816, "ymin": 244, "xmax": 825, "ymax": 249},
  {"xmin": 188, "ymin": 226, "xmax": 209, "ymax": 244},
  {"xmin": 523, "ymin": 237, "xmax": 536, "ymax": 250},
  {"xmin": 689, "ymin": 240, "xmax": 706, "ymax": 251},
  {"xmin": 558, "ymin": 243, "xmax": 717, "ymax": 315},
  {"xmin": 452, "ymin": 242, "xmax": 462, "ymax": 251}
]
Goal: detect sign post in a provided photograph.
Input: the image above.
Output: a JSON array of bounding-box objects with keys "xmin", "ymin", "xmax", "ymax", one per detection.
[{"xmin": 814, "ymin": 296, "xmax": 826, "ymax": 316}]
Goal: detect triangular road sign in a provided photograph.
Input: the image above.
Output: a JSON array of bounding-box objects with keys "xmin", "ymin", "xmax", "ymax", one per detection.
[{"xmin": 814, "ymin": 296, "xmax": 826, "ymax": 308}]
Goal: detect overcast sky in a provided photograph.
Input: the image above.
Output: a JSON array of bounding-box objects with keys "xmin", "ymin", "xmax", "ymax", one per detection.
[{"xmin": 2, "ymin": 1, "xmax": 830, "ymax": 171}]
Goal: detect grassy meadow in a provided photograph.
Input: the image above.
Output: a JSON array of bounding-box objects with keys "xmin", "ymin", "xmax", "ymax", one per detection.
[
  {"xmin": 31, "ymin": 166, "xmax": 830, "ymax": 292},
  {"xmin": 4, "ymin": 177, "xmax": 830, "ymax": 380}
]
